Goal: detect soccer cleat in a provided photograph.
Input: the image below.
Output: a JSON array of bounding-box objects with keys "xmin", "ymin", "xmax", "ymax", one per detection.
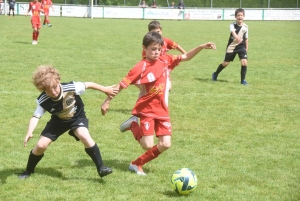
[
  {"xmin": 240, "ymin": 80, "xmax": 249, "ymax": 86},
  {"xmin": 48, "ymin": 24, "xmax": 52, "ymax": 27},
  {"xmin": 17, "ymin": 171, "xmax": 32, "ymax": 179},
  {"xmin": 98, "ymin": 165, "xmax": 113, "ymax": 178},
  {"xmin": 129, "ymin": 163, "xmax": 146, "ymax": 176},
  {"xmin": 32, "ymin": 40, "xmax": 37, "ymax": 45},
  {"xmin": 43, "ymin": 24, "xmax": 45, "ymax": 27},
  {"xmin": 212, "ymin": 73, "xmax": 218, "ymax": 81},
  {"xmin": 119, "ymin": 116, "xmax": 138, "ymax": 132}
]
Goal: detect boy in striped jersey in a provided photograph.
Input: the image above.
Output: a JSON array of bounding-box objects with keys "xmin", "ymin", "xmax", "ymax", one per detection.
[
  {"xmin": 212, "ymin": 8, "xmax": 249, "ymax": 85},
  {"xmin": 18, "ymin": 65, "xmax": 118, "ymax": 179}
]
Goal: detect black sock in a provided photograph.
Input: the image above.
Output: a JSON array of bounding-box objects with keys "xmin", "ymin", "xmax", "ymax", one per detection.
[
  {"xmin": 215, "ymin": 63, "xmax": 225, "ymax": 75},
  {"xmin": 85, "ymin": 144, "xmax": 103, "ymax": 169},
  {"xmin": 241, "ymin": 65, "xmax": 247, "ymax": 82},
  {"xmin": 25, "ymin": 150, "xmax": 44, "ymax": 173}
]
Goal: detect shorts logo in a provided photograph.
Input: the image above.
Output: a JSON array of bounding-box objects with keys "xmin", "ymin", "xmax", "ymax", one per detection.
[
  {"xmin": 163, "ymin": 122, "xmax": 172, "ymax": 132},
  {"xmin": 144, "ymin": 122, "xmax": 150, "ymax": 130}
]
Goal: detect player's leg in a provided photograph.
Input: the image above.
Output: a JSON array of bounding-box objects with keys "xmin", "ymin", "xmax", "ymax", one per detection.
[
  {"xmin": 240, "ymin": 58, "xmax": 248, "ymax": 85},
  {"xmin": 119, "ymin": 115, "xmax": 142, "ymax": 140},
  {"xmin": 72, "ymin": 120, "xmax": 112, "ymax": 178},
  {"xmin": 18, "ymin": 136, "xmax": 52, "ymax": 179},
  {"xmin": 239, "ymin": 50, "xmax": 249, "ymax": 85},
  {"xmin": 12, "ymin": 7, "xmax": 14, "ymax": 16},
  {"xmin": 130, "ymin": 118, "xmax": 171, "ymax": 175},
  {"xmin": 212, "ymin": 53, "xmax": 235, "ymax": 81},
  {"xmin": 36, "ymin": 27, "xmax": 40, "ymax": 43},
  {"xmin": 8, "ymin": 8, "xmax": 10, "ymax": 16},
  {"xmin": 46, "ymin": 15, "xmax": 52, "ymax": 27}
]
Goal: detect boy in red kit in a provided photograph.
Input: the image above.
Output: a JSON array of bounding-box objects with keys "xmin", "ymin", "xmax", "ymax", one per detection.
[
  {"xmin": 101, "ymin": 32, "xmax": 216, "ymax": 175},
  {"xmin": 26, "ymin": 0, "xmax": 43, "ymax": 45},
  {"xmin": 41, "ymin": 0, "xmax": 54, "ymax": 27}
]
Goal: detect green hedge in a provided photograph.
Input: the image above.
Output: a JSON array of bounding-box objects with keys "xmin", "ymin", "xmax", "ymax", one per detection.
[{"xmin": 17, "ymin": 0, "xmax": 299, "ymax": 8}]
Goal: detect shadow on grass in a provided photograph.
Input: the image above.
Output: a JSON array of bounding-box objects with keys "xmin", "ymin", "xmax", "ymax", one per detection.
[
  {"xmin": 74, "ymin": 159, "xmax": 150, "ymax": 174},
  {"xmin": 162, "ymin": 190, "xmax": 187, "ymax": 197},
  {"xmin": 0, "ymin": 166, "xmax": 107, "ymax": 184},
  {"xmin": 0, "ymin": 167, "xmax": 67, "ymax": 184},
  {"xmin": 103, "ymin": 109, "xmax": 132, "ymax": 114},
  {"xmin": 13, "ymin": 41, "xmax": 32, "ymax": 44},
  {"xmin": 194, "ymin": 77, "xmax": 229, "ymax": 83}
]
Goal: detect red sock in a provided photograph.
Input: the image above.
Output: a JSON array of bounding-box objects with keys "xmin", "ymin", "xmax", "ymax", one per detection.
[
  {"xmin": 36, "ymin": 31, "xmax": 39, "ymax": 41},
  {"xmin": 44, "ymin": 19, "xmax": 46, "ymax": 25},
  {"xmin": 132, "ymin": 145, "xmax": 161, "ymax": 166},
  {"xmin": 130, "ymin": 121, "xmax": 142, "ymax": 142},
  {"xmin": 32, "ymin": 32, "xmax": 36, "ymax": 40}
]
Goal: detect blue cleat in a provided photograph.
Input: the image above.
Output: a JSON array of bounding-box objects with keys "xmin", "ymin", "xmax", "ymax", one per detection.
[
  {"xmin": 240, "ymin": 80, "xmax": 249, "ymax": 86},
  {"xmin": 212, "ymin": 73, "xmax": 218, "ymax": 81}
]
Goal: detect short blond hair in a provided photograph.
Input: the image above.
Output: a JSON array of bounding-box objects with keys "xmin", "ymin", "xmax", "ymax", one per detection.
[{"xmin": 32, "ymin": 65, "xmax": 60, "ymax": 91}]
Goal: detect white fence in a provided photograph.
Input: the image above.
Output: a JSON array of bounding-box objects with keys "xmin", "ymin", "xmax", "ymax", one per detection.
[{"xmin": 1, "ymin": 3, "xmax": 300, "ymax": 20}]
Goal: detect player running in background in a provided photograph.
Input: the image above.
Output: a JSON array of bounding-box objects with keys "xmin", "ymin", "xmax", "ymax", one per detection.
[
  {"xmin": 8, "ymin": 0, "xmax": 15, "ymax": 17},
  {"xmin": 41, "ymin": 0, "xmax": 54, "ymax": 27},
  {"xmin": 101, "ymin": 32, "xmax": 216, "ymax": 175},
  {"xmin": 143, "ymin": 21, "xmax": 186, "ymax": 91},
  {"xmin": 18, "ymin": 65, "xmax": 118, "ymax": 179},
  {"xmin": 212, "ymin": 8, "xmax": 249, "ymax": 85},
  {"xmin": 26, "ymin": 0, "xmax": 43, "ymax": 45}
]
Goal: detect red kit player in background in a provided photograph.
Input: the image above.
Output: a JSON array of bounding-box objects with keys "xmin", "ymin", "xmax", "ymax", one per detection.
[
  {"xmin": 26, "ymin": 0, "xmax": 43, "ymax": 45},
  {"xmin": 41, "ymin": 0, "xmax": 54, "ymax": 27}
]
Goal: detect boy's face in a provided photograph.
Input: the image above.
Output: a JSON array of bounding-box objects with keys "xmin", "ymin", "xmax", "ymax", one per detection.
[
  {"xmin": 151, "ymin": 28, "xmax": 162, "ymax": 35},
  {"xmin": 143, "ymin": 42, "xmax": 161, "ymax": 61},
  {"xmin": 235, "ymin": 12, "xmax": 244, "ymax": 24},
  {"xmin": 44, "ymin": 83, "xmax": 61, "ymax": 99}
]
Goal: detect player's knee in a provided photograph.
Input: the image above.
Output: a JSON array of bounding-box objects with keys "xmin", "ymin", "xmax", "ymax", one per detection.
[
  {"xmin": 141, "ymin": 143, "xmax": 153, "ymax": 150},
  {"xmin": 158, "ymin": 141, "xmax": 171, "ymax": 150}
]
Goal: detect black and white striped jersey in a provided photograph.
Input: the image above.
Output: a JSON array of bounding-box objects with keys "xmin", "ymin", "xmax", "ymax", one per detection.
[
  {"xmin": 33, "ymin": 81, "xmax": 86, "ymax": 121},
  {"xmin": 226, "ymin": 22, "xmax": 248, "ymax": 53}
]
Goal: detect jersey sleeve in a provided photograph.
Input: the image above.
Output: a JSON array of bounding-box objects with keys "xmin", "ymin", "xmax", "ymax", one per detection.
[
  {"xmin": 74, "ymin": 82, "xmax": 86, "ymax": 95},
  {"xmin": 33, "ymin": 100, "xmax": 46, "ymax": 118},
  {"xmin": 164, "ymin": 37, "xmax": 178, "ymax": 50},
  {"xmin": 165, "ymin": 55, "xmax": 182, "ymax": 71},
  {"xmin": 119, "ymin": 61, "xmax": 147, "ymax": 88},
  {"xmin": 230, "ymin": 22, "xmax": 235, "ymax": 32}
]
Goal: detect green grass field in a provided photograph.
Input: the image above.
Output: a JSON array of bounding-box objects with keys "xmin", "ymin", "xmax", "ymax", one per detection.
[{"xmin": 0, "ymin": 15, "xmax": 299, "ymax": 201}]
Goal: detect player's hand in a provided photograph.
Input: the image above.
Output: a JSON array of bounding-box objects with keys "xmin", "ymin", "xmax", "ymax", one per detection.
[
  {"xmin": 201, "ymin": 42, "xmax": 216, "ymax": 50},
  {"xmin": 235, "ymin": 37, "xmax": 243, "ymax": 44},
  {"xmin": 24, "ymin": 133, "xmax": 33, "ymax": 147},
  {"xmin": 101, "ymin": 101, "xmax": 110, "ymax": 116},
  {"xmin": 104, "ymin": 85, "xmax": 119, "ymax": 99}
]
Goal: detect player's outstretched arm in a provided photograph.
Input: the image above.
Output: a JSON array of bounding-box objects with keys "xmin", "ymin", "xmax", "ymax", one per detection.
[
  {"xmin": 181, "ymin": 42, "xmax": 216, "ymax": 62},
  {"xmin": 177, "ymin": 45, "xmax": 187, "ymax": 54},
  {"xmin": 100, "ymin": 84, "xmax": 124, "ymax": 115},
  {"xmin": 84, "ymin": 82, "xmax": 119, "ymax": 98},
  {"xmin": 24, "ymin": 117, "xmax": 40, "ymax": 147}
]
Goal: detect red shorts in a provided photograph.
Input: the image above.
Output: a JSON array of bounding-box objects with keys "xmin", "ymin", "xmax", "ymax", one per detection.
[
  {"xmin": 139, "ymin": 116, "xmax": 172, "ymax": 137},
  {"xmin": 32, "ymin": 22, "xmax": 41, "ymax": 29}
]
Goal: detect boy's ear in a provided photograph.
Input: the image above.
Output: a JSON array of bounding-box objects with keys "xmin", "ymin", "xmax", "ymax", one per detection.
[{"xmin": 142, "ymin": 45, "xmax": 147, "ymax": 51}]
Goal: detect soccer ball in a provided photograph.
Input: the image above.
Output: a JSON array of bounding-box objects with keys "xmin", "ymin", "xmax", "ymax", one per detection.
[{"xmin": 171, "ymin": 168, "xmax": 197, "ymax": 195}]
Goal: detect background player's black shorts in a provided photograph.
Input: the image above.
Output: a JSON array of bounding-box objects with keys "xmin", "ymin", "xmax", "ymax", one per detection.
[
  {"xmin": 41, "ymin": 117, "xmax": 89, "ymax": 141},
  {"xmin": 224, "ymin": 51, "xmax": 248, "ymax": 62}
]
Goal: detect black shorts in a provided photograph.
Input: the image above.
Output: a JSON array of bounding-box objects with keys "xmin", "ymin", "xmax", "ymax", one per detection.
[
  {"xmin": 41, "ymin": 117, "xmax": 89, "ymax": 141},
  {"xmin": 224, "ymin": 51, "xmax": 248, "ymax": 62},
  {"xmin": 9, "ymin": 6, "xmax": 15, "ymax": 10}
]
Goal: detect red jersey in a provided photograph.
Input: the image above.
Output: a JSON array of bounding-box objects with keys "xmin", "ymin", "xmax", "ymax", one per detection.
[
  {"xmin": 120, "ymin": 54, "xmax": 182, "ymax": 119},
  {"xmin": 142, "ymin": 37, "xmax": 179, "ymax": 59},
  {"xmin": 41, "ymin": 0, "xmax": 52, "ymax": 14},
  {"xmin": 28, "ymin": 1, "xmax": 42, "ymax": 23}
]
